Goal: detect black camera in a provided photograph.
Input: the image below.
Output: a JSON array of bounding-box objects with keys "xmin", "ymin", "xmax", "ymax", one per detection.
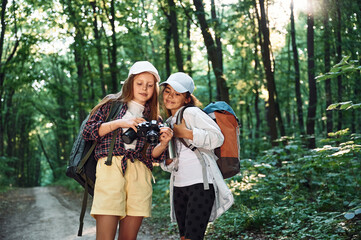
[{"xmin": 122, "ymin": 120, "xmax": 163, "ymax": 145}]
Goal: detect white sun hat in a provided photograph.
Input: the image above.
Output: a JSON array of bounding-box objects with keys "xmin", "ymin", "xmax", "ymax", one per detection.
[
  {"xmin": 126, "ymin": 61, "xmax": 160, "ymax": 83},
  {"xmin": 160, "ymin": 72, "xmax": 195, "ymax": 94}
]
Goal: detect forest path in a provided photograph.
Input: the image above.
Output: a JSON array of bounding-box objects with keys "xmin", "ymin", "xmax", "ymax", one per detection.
[{"xmin": 0, "ymin": 186, "xmax": 161, "ymax": 240}]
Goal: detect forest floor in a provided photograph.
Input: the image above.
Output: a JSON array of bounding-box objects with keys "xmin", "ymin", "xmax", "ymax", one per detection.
[{"xmin": 0, "ymin": 186, "xmax": 178, "ymax": 240}]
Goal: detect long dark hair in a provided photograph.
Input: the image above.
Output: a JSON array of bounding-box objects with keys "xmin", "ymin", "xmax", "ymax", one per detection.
[{"xmin": 160, "ymin": 84, "xmax": 202, "ymax": 118}]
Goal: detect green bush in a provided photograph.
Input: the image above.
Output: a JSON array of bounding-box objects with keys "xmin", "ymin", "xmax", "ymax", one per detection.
[{"xmin": 0, "ymin": 156, "xmax": 16, "ymax": 188}]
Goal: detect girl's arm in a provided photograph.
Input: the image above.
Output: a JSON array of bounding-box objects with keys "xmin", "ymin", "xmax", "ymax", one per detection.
[
  {"xmin": 98, "ymin": 118, "xmax": 145, "ymax": 137},
  {"xmin": 151, "ymin": 127, "xmax": 173, "ymax": 158},
  {"xmin": 83, "ymin": 102, "xmax": 146, "ymax": 140},
  {"xmin": 173, "ymin": 119, "xmax": 193, "ymax": 140},
  {"xmin": 174, "ymin": 107, "xmax": 224, "ymax": 150}
]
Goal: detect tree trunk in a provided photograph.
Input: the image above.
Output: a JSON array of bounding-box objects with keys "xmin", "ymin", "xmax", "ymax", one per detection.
[
  {"xmin": 186, "ymin": 18, "xmax": 192, "ymax": 76},
  {"xmin": 5, "ymin": 88, "xmax": 15, "ymax": 157},
  {"xmin": 290, "ymin": 0, "xmax": 305, "ymax": 135},
  {"xmin": 73, "ymin": 30, "xmax": 86, "ymax": 123},
  {"xmin": 0, "ymin": 0, "xmax": 8, "ymax": 63},
  {"xmin": 250, "ymin": 7, "xmax": 261, "ymax": 139},
  {"xmin": 168, "ymin": 0, "xmax": 184, "ymax": 72},
  {"xmin": 257, "ymin": 0, "xmax": 278, "ymax": 145},
  {"xmin": 0, "ymin": 0, "xmax": 8, "ymax": 155},
  {"xmin": 37, "ymin": 134, "xmax": 56, "ymax": 180},
  {"xmin": 193, "ymin": 0, "xmax": 229, "ymax": 103},
  {"xmin": 323, "ymin": 0, "xmax": 333, "ymax": 135},
  {"xmin": 207, "ymin": 57, "xmax": 212, "ymax": 102},
  {"xmin": 90, "ymin": 0, "xmax": 106, "ymax": 97},
  {"xmin": 141, "ymin": 0, "xmax": 157, "ymax": 62},
  {"xmin": 211, "ymin": 0, "xmax": 223, "ymax": 72},
  {"xmin": 165, "ymin": 27, "xmax": 171, "ymax": 77},
  {"xmin": 306, "ymin": 0, "xmax": 317, "ymax": 148},
  {"xmin": 109, "ymin": 0, "xmax": 118, "ymax": 93},
  {"xmin": 335, "ymin": 0, "xmax": 343, "ymax": 130},
  {"xmin": 64, "ymin": 0, "xmax": 86, "ymax": 124}
]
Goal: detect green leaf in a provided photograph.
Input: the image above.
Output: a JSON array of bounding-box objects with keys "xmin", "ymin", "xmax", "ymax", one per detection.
[
  {"xmin": 327, "ymin": 103, "xmax": 339, "ymax": 110},
  {"xmin": 351, "ymin": 103, "xmax": 361, "ymax": 109},
  {"xmin": 339, "ymin": 102, "xmax": 353, "ymax": 110},
  {"xmin": 355, "ymin": 208, "xmax": 361, "ymax": 215},
  {"xmin": 344, "ymin": 212, "xmax": 355, "ymax": 220}
]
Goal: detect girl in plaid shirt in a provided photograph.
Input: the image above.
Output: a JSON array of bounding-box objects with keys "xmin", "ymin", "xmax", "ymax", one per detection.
[{"xmin": 83, "ymin": 61, "xmax": 173, "ymax": 240}]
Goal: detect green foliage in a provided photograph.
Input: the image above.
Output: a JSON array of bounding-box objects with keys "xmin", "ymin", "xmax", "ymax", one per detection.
[
  {"xmin": 204, "ymin": 135, "xmax": 361, "ymax": 239},
  {"xmin": 0, "ymin": 156, "xmax": 16, "ymax": 187},
  {"xmin": 53, "ymin": 176, "xmax": 84, "ymax": 193},
  {"xmin": 315, "ymin": 56, "xmax": 360, "ymax": 81},
  {"xmin": 327, "ymin": 101, "xmax": 361, "ymax": 111},
  {"xmin": 147, "ymin": 176, "xmax": 178, "ymax": 235}
]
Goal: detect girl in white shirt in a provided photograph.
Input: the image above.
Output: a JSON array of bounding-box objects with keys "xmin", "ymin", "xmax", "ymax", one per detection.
[{"xmin": 153, "ymin": 72, "xmax": 234, "ymax": 240}]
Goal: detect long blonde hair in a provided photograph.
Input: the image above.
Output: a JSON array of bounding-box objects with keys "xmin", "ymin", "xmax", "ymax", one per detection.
[{"xmin": 90, "ymin": 74, "xmax": 160, "ymax": 120}]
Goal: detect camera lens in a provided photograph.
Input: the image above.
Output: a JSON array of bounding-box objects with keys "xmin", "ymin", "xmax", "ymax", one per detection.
[
  {"xmin": 146, "ymin": 130, "xmax": 159, "ymax": 145},
  {"xmin": 122, "ymin": 128, "xmax": 137, "ymax": 144}
]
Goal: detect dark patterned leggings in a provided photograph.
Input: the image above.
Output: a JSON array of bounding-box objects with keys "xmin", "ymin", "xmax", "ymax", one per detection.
[{"xmin": 173, "ymin": 183, "xmax": 215, "ymax": 240}]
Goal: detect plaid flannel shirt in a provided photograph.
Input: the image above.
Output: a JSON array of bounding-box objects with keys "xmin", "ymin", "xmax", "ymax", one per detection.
[{"xmin": 82, "ymin": 101, "xmax": 166, "ymax": 174}]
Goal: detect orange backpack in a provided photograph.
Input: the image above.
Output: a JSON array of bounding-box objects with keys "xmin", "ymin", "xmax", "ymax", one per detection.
[{"xmin": 178, "ymin": 101, "xmax": 240, "ymax": 179}]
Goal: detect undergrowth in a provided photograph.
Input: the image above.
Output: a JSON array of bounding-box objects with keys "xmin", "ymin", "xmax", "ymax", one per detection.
[{"xmin": 152, "ymin": 130, "xmax": 361, "ymax": 239}]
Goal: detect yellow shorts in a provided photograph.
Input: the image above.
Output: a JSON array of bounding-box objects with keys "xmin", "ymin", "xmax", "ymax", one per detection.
[{"xmin": 90, "ymin": 156, "xmax": 152, "ymax": 219}]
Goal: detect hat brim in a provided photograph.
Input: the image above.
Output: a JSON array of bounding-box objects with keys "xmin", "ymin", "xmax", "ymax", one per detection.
[
  {"xmin": 160, "ymin": 80, "xmax": 189, "ymax": 93},
  {"xmin": 122, "ymin": 71, "xmax": 160, "ymax": 85}
]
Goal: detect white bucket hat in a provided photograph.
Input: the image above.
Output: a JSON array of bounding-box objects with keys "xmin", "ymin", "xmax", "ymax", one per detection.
[
  {"xmin": 126, "ymin": 61, "xmax": 160, "ymax": 83},
  {"xmin": 160, "ymin": 72, "xmax": 195, "ymax": 94}
]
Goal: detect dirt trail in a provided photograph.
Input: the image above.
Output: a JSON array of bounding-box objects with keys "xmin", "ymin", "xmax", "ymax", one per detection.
[{"xmin": 0, "ymin": 187, "xmax": 161, "ymax": 240}]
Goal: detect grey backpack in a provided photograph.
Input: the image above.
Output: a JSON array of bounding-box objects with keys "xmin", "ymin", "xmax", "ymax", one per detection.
[{"xmin": 66, "ymin": 101, "xmax": 122, "ymax": 236}]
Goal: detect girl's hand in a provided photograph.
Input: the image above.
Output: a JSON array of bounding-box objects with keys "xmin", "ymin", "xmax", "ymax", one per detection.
[
  {"xmin": 151, "ymin": 127, "xmax": 173, "ymax": 159},
  {"xmin": 173, "ymin": 119, "xmax": 193, "ymax": 140},
  {"xmin": 159, "ymin": 127, "xmax": 173, "ymax": 146},
  {"xmin": 117, "ymin": 118, "xmax": 146, "ymax": 132}
]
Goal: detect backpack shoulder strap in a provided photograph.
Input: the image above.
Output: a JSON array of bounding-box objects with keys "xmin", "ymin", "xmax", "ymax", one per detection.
[
  {"xmin": 176, "ymin": 106, "xmax": 198, "ymax": 151},
  {"xmin": 104, "ymin": 101, "xmax": 123, "ymax": 166},
  {"xmin": 176, "ymin": 105, "xmax": 189, "ymax": 125},
  {"xmin": 107, "ymin": 101, "xmax": 123, "ymax": 121}
]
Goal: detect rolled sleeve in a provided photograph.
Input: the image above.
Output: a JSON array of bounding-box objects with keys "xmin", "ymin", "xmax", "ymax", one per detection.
[
  {"xmin": 82, "ymin": 103, "xmax": 111, "ymax": 141},
  {"xmin": 184, "ymin": 108, "xmax": 224, "ymax": 150},
  {"xmin": 146, "ymin": 144, "xmax": 167, "ymax": 163}
]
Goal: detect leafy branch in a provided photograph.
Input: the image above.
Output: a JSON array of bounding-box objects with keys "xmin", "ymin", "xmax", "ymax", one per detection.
[{"xmin": 315, "ymin": 56, "xmax": 361, "ymax": 81}]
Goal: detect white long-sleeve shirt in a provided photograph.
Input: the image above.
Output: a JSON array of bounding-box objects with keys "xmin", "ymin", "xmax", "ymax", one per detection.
[{"xmin": 161, "ymin": 106, "xmax": 234, "ymax": 222}]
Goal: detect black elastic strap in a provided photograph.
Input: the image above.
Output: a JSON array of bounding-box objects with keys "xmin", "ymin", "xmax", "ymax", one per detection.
[
  {"xmin": 77, "ymin": 142, "xmax": 97, "ymax": 173},
  {"xmin": 105, "ymin": 128, "xmax": 119, "ymax": 165},
  {"xmin": 179, "ymin": 138, "xmax": 197, "ymax": 151},
  {"xmin": 78, "ymin": 176, "xmax": 89, "ymax": 236},
  {"xmin": 103, "ymin": 101, "xmax": 123, "ymax": 166}
]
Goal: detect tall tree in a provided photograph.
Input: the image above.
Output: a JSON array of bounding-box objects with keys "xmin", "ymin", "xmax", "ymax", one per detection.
[
  {"xmin": 0, "ymin": 0, "xmax": 19, "ymax": 155},
  {"xmin": 185, "ymin": 13, "xmax": 192, "ymax": 75},
  {"xmin": 210, "ymin": 0, "xmax": 223, "ymax": 73},
  {"xmin": 306, "ymin": 0, "xmax": 317, "ymax": 148},
  {"xmin": 193, "ymin": 0, "xmax": 229, "ymax": 103},
  {"xmin": 256, "ymin": 0, "xmax": 278, "ymax": 144},
  {"xmin": 159, "ymin": 1, "xmax": 172, "ymax": 76},
  {"xmin": 90, "ymin": 0, "xmax": 106, "ymax": 97},
  {"xmin": 323, "ymin": 0, "xmax": 332, "ymax": 135},
  {"xmin": 290, "ymin": 0, "xmax": 305, "ymax": 135},
  {"xmin": 168, "ymin": 0, "xmax": 184, "ymax": 71},
  {"xmin": 109, "ymin": 0, "xmax": 118, "ymax": 93},
  {"xmin": 63, "ymin": 0, "xmax": 87, "ymax": 123},
  {"xmin": 334, "ymin": 0, "xmax": 343, "ymax": 130}
]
